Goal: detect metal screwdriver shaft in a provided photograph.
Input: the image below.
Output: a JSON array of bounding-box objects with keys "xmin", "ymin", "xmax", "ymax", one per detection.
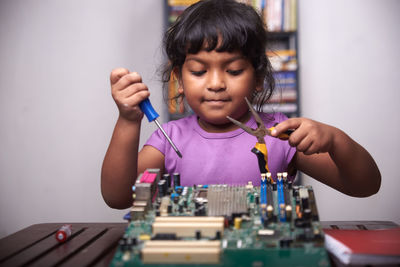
[
  {"xmin": 139, "ymin": 99, "xmax": 182, "ymax": 158},
  {"xmin": 153, "ymin": 119, "xmax": 182, "ymax": 158}
]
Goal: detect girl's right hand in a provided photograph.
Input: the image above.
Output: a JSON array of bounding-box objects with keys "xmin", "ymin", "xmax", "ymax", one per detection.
[{"xmin": 110, "ymin": 68, "xmax": 151, "ymax": 122}]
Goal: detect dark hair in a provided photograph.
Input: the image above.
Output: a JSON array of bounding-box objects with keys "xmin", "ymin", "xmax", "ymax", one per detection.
[{"xmin": 162, "ymin": 0, "xmax": 275, "ymax": 111}]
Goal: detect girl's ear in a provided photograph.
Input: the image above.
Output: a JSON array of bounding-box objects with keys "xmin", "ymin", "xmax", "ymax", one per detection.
[
  {"xmin": 173, "ymin": 67, "xmax": 184, "ymax": 94},
  {"xmin": 178, "ymin": 80, "xmax": 184, "ymax": 94},
  {"xmin": 255, "ymin": 80, "xmax": 263, "ymax": 93}
]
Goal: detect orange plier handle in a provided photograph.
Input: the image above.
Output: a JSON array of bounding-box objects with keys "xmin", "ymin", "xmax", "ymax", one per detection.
[
  {"xmin": 268, "ymin": 127, "xmax": 294, "ymax": 140},
  {"xmin": 252, "ymin": 142, "xmax": 269, "ymax": 174}
]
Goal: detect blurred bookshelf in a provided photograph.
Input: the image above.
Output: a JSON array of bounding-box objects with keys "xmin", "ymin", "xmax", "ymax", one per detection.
[{"xmin": 165, "ymin": 0, "xmax": 299, "ymax": 120}]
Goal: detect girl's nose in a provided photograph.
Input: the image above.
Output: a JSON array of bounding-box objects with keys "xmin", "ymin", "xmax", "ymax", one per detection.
[{"xmin": 207, "ymin": 70, "xmax": 226, "ymax": 91}]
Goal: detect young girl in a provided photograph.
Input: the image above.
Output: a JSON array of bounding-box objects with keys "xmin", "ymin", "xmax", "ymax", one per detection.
[{"xmin": 101, "ymin": 0, "xmax": 381, "ymax": 209}]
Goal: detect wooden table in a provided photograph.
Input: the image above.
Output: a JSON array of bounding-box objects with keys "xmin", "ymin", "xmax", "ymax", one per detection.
[
  {"xmin": 0, "ymin": 223, "xmax": 126, "ymax": 267},
  {"xmin": 0, "ymin": 221, "xmax": 398, "ymax": 267}
]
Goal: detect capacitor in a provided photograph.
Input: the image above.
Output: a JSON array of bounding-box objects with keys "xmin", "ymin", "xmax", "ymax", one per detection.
[
  {"xmin": 173, "ymin": 173, "xmax": 181, "ymax": 187},
  {"xmin": 286, "ymin": 205, "xmax": 293, "ymax": 221},
  {"xmin": 195, "ymin": 230, "xmax": 202, "ymax": 240},
  {"xmin": 266, "ymin": 172, "xmax": 272, "ymax": 184},
  {"xmin": 267, "ymin": 205, "xmax": 274, "ymax": 219},
  {"xmin": 282, "ymin": 172, "xmax": 288, "ymax": 182},
  {"xmin": 301, "ymin": 197, "xmax": 309, "ymax": 210},
  {"xmin": 162, "ymin": 173, "xmax": 171, "ymax": 188},
  {"xmin": 215, "ymin": 231, "xmax": 221, "ymax": 240},
  {"xmin": 234, "ymin": 217, "xmax": 242, "ymax": 229},
  {"xmin": 303, "ymin": 208, "xmax": 312, "ymax": 221},
  {"xmin": 158, "ymin": 180, "xmax": 165, "ymax": 198},
  {"xmin": 55, "ymin": 224, "xmax": 72, "ymax": 242}
]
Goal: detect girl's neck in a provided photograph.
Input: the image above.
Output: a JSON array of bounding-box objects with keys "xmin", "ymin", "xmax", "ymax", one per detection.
[{"xmin": 197, "ymin": 111, "xmax": 251, "ymax": 133}]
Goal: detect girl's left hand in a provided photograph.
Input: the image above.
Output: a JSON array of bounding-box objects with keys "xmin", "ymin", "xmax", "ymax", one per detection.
[{"xmin": 271, "ymin": 118, "xmax": 337, "ymax": 155}]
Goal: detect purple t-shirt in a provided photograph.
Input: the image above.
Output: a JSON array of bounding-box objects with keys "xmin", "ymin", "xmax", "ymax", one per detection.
[{"xmin": 144, "ymin": 112, "xmax": 296, "ymax": 186}]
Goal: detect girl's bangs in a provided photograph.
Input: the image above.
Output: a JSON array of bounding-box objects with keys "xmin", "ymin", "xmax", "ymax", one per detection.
[{"xmin": 185, "ymin": 23, "xmax": 245, "ymax": 55}]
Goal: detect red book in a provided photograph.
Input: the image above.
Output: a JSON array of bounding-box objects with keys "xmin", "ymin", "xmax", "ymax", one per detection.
[{"xmin": 324, "ymin": 227, "xmax": 400, "ymax": 265}]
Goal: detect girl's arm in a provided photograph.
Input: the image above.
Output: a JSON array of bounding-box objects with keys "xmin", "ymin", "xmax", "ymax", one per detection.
[
  {"xmin": 273, "ymin": 118, "xmax": 381, "ymax": 197},
  {"xmin": 101, "ymin": 116, "xmax": 141, "ymax": 209},
  {"xmin": 101, "ymin": 69, "xmax": 164, "ymax": 209}
]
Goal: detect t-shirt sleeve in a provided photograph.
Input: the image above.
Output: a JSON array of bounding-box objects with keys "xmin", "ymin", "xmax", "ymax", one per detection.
[{"xmin": 144, "ymin": 128, "xmax": 166, "ymax": 155}]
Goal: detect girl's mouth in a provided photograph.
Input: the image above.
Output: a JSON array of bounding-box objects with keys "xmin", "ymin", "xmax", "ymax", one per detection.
[{"xmin": 203, "ymin": 98, "xmax": 230, "ymax": 102}]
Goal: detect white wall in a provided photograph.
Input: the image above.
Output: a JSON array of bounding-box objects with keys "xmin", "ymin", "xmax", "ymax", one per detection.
[
  {"xmin": 0, "ymin": 0, "xmax": 164, "ymax": 238},
  {"xmin": 0, "ymin": 0, "xmax": 399, "ymax": 239},
  {"xmin": 298, "ymin": 0, "xmax": 400, "ymax": 223}
]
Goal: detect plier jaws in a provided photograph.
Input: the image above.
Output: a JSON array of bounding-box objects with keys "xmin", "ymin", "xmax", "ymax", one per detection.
[
  {"xmin": 226, "ymin": 97, "xmax": 270, "ymax": 144},
  {"xmin": 227, "ymin": 97, "xmax": 293, "ymax": 142}
]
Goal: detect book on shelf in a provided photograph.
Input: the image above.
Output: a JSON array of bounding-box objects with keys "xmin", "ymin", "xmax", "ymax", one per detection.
[
  {"xmin": 267, "ymin": 49, "xmax": 297, "ymax": 72},
  {"xmin": 168, "ymin": 0, "xmax": 297, "ymax": 33},
  {"xmin": 238, "ymin": 0, "xmax": 293, "ymax": 31},
  {"xmin": 167, "ymin": 0, "xmax": 199, "ymax": 23},
  {"xmin": 324, "ymin": 227, "xmax": 400, "ymax": 266},
  {"xmin": 168, "ymin": 0, "xmax": 199, "ymax": 6},
  {"xmin": 262, "ymin": 103, "xmax": 297, "ymax": 114},
  {"xmin": 263, "ymin": 0, "xmax": 297, "ymax": 32},
  {"xmin": 269, "ymin": 71, "xmax": 297, "ymax": 103}
]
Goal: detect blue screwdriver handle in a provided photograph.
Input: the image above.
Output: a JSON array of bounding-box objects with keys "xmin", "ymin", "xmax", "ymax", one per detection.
[{"xmin": 139, "ymin": 98, "xmax": 159, "ymax": 122}]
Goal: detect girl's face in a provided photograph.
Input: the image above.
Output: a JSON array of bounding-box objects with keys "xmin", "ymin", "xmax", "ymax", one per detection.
[{"xmin": 178, "ymin": 49, "xmax": 260, "ymax": 132}]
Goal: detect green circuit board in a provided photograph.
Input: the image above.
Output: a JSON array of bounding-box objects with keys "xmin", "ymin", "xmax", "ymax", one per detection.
[{"xmin": 110, "ymin": 170, "xmax": 330, "ymax": 267}]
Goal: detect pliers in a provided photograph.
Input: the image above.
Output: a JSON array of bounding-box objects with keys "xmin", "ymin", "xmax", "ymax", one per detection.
[{"xmin": 226, "ymin": 97, "xmax": 293, "ymax": 175}]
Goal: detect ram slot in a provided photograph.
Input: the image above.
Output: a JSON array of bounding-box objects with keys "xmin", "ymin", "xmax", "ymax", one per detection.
[
  {"xmin": 142, "ymin": 240, "xmax": 221, "ymax": 264},
  {"xmin": 260, "ymin": 178, "xmax": 267, "ymax": 205},
  {"xmin": 155, "ymin": 216, "xmax": 224, "ymax": 223},
  {"xmin": 266, "ymin": 184, "xmax": 274, "ymax": 212},
  {"xmin": 152, "ymin": 216, "xmax": 224, "ymax": 238},
  {"xmin": 277, "ymin": 175, "xmax": 286, "ymax": 222},
  {"xmin": 284, "ymin": 183, "xmax": 292, "ymax": 221}
]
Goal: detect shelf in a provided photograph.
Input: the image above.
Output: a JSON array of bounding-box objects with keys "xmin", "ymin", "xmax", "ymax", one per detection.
[{"xmin": 266, "ymin": 31, "xmax": 297, "ymax": 39}]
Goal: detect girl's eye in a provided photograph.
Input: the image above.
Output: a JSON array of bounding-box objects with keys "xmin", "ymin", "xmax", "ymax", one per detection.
[
  {"xmin": 227, "ymin": 69, "xmax": 243, "ymax": 76},
  {"xmin": 191, "ymin": 70, "xmax": 206, "ymax": 76}
]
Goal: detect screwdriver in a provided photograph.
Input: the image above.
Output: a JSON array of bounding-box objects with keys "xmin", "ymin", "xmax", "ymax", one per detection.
[{"xmin": 139, "ymin": 98, "xmax": 182, "ymax": 158}]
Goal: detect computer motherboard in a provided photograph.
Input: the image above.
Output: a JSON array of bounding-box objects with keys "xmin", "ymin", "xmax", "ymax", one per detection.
[{"xmin": 110, "ymin": 169, "xmax": 330, "ymax": 267}]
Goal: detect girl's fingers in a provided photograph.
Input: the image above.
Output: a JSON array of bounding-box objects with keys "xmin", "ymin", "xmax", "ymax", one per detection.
[
  {"xmin": 119, "ymin": 82, "xmax": 149, "ymax": 99},
  {"xmin": 110, "ymin": 68, "xmax": 129, "ymax": 85},
  {"xmin": 119, "ymin": 90, "xmax": 150, "ymax": 107},
  {"xmin": 288, "ymin": 127, "xmax": 308, "ymax": 147},
  {"xmin": 271, "ymin": 118, "xmax": 301, "ymax": 137},
  {"xmin": 113, "ymin": 72, "xmax": 143, "ymax": 92},
  {"xmin": 296, "ymin": 136, "xmax": 314, "ymax": 155},
  {"xmin": 284, "ymin": 120, "xmax": 307, "ymax": 147},
  {"xmin": 304, "ymin": 142, "xmax": 320, "ymax": 155}
]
